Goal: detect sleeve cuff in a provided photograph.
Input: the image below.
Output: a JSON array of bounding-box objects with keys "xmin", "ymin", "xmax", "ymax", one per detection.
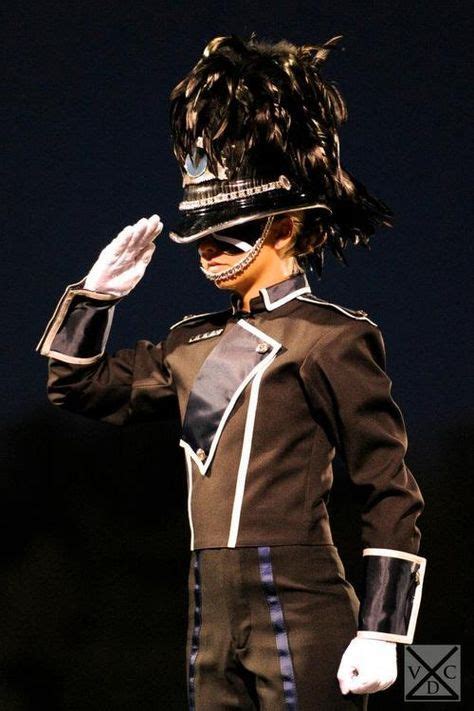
[
  {"xmin": 35, "ymin": 277, "xmax": 124, "ymax": 365},
  {"xmin": 357, "ymin": 547, "xmax": 427, "ymax": 644}
]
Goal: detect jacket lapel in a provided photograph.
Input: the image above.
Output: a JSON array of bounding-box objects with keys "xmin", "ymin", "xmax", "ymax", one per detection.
[{"xmin": 180, "ymin": 319, "xmax": 282, "ymax": 475}]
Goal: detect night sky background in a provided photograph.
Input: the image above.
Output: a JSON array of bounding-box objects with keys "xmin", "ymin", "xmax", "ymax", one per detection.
[{"xmin": 2, "ymin": 1, "xmax": 473, "ymax": 708}]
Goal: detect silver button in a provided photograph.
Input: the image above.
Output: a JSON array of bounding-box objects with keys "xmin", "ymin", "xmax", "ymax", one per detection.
[
  {"xmin": 256, "ymin": 342, "xmax": 269, "ymax": 354},
  {"xmin": 196, "ymin": 448, "xmax": 206, "ymax": 461}
]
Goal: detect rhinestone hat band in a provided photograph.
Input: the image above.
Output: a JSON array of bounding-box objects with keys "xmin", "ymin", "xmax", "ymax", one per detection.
[
  {"xmin": 180, "ymin": 175, "xmax": 291, "ymax": 211},
  {"xmin": 200, "ymin": 216, "xmax": 275, "ymax": 283}
]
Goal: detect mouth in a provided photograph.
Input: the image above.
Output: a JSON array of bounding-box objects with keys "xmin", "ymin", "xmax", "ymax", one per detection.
[{"xmin": 204, "ymin": 260, "xmax": 227, "ymax": 269}]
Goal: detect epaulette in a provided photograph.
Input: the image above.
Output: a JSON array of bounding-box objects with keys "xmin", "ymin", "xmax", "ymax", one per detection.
[
  {"xmin": 296, "ymin": 294, "xmax": 378, "ymax": 327},
  {"xmin": 169, "ymin": 308, "xmax": 231, "ymax": 331}
]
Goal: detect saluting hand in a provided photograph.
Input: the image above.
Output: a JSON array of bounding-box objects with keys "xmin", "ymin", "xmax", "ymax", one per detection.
[{"xmin": 83, "ymin": 214, "xmax": 163, "ymax": 296}]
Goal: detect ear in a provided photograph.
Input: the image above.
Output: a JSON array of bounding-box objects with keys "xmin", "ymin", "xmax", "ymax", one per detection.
[{"xmin": 271, "ymin": 216, "xmax": 295, "ymax": 252}]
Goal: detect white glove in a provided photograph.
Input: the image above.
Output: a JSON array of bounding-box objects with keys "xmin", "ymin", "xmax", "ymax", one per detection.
[
  {"xmin": 83, "ymin": 214, "xmax": 163, "ymax": 296},
  {"xmin": 337, "ymin": 637, "xmax": 397, "ymax": 695}
]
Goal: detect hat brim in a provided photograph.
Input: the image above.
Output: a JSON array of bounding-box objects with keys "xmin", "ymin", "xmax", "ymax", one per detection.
[{"xmin": 169, "ymin": 189, "xmax": 332, "ymax": 244}]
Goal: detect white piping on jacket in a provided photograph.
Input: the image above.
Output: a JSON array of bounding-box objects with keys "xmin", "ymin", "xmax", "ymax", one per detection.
[
  {"xmin": 184, "ymin": 449, "xmax": 195, "ymax": 551},
  {"xmin": 179, "ymin": 319, "xmax": 282, "ymax": 477},
  {"xmin": 226, "ymin": 320, "xmax": 281, "ymax": 547},
  {"xmin": 356, "ymin": 547, "xmax": 427, "ymax": 644},
  {"xmin": 297, "ymin": 294, "xmax": 378, "ymax": 327}
]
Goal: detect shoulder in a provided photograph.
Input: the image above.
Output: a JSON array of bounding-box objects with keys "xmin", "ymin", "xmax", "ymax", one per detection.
[
  {"xmin": 168, "ymin": 307, "xmax": 232, "ymax": 331},
  {"xmin": 296, "ymin": 293, "xmax": 379, "ymax": 328},
  {"xmin": 297, "ymin": 295, "xmax": 387, "ymax": 372}
]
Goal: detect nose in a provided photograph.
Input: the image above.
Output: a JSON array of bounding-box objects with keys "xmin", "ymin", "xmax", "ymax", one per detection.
[{"xmin": 198, "ymin": 236, "xmax": 222, "ymax": 259}]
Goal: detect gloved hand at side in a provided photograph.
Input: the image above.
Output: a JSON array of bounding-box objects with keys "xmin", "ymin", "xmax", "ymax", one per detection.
[
  {"xmin": 337, "ymin": 637, "xmax": 397, "ymax": 695},
  {"xmin": 84, "ymin": 214, "xmax": 163, "ymax": 296}
]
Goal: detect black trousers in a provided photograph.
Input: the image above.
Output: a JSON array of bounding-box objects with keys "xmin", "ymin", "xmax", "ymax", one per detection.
[{"xmin": 185, "ymin": 545, "xmax": 368, "ymax": 710}]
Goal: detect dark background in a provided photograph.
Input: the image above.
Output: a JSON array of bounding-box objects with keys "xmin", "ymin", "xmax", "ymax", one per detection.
[{"xmin": 2, "ymin": 0, "xmax": 472, "ymax": 708}]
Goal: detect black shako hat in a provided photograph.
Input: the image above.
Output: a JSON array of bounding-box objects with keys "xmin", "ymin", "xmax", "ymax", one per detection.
[{"xmin": 168, "ymin": 33, "xmax": 393, "ymax": 275}]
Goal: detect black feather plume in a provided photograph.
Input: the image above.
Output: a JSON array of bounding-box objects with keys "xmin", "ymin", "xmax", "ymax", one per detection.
[{"xmin": 169, "ymin": 33, "xmax": 394, "ymax": 271}]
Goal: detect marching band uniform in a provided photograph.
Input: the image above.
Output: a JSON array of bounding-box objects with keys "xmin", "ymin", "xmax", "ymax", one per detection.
[{"xmin": 36, "ymin": 33, "xmax": 426, "ymax": 709}]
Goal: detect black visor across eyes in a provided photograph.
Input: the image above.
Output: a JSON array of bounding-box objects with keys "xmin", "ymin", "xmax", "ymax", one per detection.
[
  {"xmin": 196, "ymin": 218, "xmax": 268, "ymax": 253},
  {"xmin": 214, "ymin": 218, "xmax": 266, "ymax": 243},
  {"xmin": 199, "ymin": 238, "xmax": 244, "ymax": 255}
]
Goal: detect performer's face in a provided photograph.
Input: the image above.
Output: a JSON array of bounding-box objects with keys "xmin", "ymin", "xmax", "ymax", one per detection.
[
  {"xmin": 197, "ymin": 235, "xmax": 248, "ymax": 275},
  {"xmin": 197, "ymin": 216, "xmax": 295, "ymax": 291}
]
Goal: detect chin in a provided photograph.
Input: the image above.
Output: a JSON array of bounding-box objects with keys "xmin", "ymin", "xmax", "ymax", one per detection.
[
  {"xmin": 201, "ymin": 263, "xmax": 238, "ymax": 287},
  {"xmin": 212, "ymin": 275, "xmax": 241, "ymax": 290}
]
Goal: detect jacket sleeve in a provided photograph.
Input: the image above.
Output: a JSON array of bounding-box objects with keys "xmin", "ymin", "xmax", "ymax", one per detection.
[
  {"xmin": 35, "ymin": 278, "xmax": 180, "ymax": 427},
  {"xmin": 300, "ymin": 319, "xmax": 426, "ymax": 644}
]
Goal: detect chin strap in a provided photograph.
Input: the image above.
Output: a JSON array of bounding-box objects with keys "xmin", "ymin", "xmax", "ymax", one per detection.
[{"xmin": 200, "ymin": 216, "xmax": 274, "ymax": 283}]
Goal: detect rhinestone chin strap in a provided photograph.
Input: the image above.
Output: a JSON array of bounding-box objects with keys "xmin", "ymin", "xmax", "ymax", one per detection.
[{"xmin": 200, "ymin": 215, "xmax": 275, "ymax": 283}]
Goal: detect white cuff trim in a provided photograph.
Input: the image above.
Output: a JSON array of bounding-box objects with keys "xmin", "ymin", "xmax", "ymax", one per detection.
[
  {"xmin": 362, "ymin": 547, "xmax": 426, "ymax": 565},
  {"xmin": 361, "ymin": 548, "xmax": 427, "ymax": 645},
  {"xmin": 36, "ymin": 277, "xmax": 118, "ymax": 359},
  {"xmin": 357, "ymin": 631, "xmax": 411, "ymax": 644},
  {"xmin": 47, "ymin": 349, "xmax": 106, "ymax": 365}
]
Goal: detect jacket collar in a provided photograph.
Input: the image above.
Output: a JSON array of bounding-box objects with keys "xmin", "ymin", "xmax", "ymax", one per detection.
[{"xmin": 230, "ymin": 272, "xmax": 311, "ymax": 315}]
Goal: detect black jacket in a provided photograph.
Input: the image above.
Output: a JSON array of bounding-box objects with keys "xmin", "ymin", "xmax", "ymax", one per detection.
[{"xmin": 36, "ymin": 271, "xmax": 426, "ymax": 643}]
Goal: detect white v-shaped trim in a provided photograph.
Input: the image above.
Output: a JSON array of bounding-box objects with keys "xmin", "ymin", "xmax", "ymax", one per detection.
[
  {"xmin": 227, "ymin": 362, "xmax": 268, "ymax": 547},
  {"xmin": 179, "ymin": 319, "xmax": 282, "ymax": 477}
]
